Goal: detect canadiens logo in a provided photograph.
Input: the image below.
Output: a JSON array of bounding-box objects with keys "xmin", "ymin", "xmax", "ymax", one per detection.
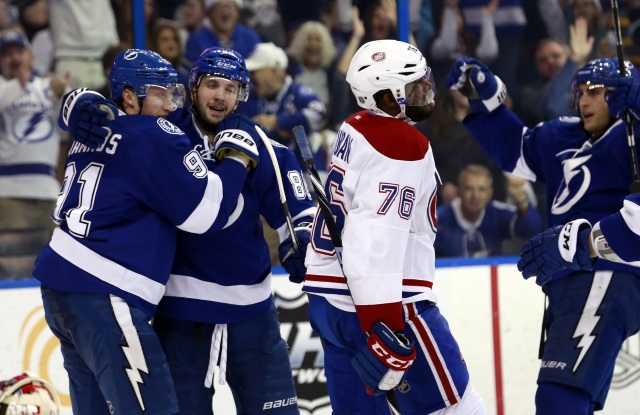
[
  {"xmin": 372, "ymin": 52, "xmax": 386, "ymax": 62},
  {"xmin": 156, "ymin": 118, "xmax": 183, "ymax": 135}
]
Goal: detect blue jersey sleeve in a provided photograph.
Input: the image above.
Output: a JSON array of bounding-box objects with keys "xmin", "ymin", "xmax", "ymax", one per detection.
[
  {"xmin": 599, "ymin": 193, "xmax": 640, "ymax": 262},
  {"xmin": 252, "ymin": 140, "xmax": 316, "ymax": 233}
]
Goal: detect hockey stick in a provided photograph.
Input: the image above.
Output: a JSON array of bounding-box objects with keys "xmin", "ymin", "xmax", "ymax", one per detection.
[
  {"xmin": 292, "ymin": 125, "xmax": 402, "ymax": 415},
  {"xmin": 611, "ymin": 0, "xmax": 640, "ymax": 193},
  {"xmin": 254, "ymin": 125, "xmax": 299, "ymax": 251}
]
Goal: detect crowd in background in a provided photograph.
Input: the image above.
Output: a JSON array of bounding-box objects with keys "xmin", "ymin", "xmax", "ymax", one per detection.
[{"xmin": 1, "ymin": 0, "xmax": 638, "ymax": 278}]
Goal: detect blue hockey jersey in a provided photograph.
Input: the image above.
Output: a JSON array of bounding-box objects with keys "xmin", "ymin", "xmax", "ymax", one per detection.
[
  {"xmin": 236, "ymin": 76, "xmax": 327, "ymax": 142},
  {"xmin": 33, "ymin": 114, "xmax": 248, "ymax": 319},
  {"xmin": 435, "ymin": 198, "xmax": 541, "ymax": 257},
  {"xmin": 155, "ymin": 109, "xmax": 317, "ymax": 324},
  {"xmin": 464, "ymin": 106, "xmax": 640, "ymax": 274}
]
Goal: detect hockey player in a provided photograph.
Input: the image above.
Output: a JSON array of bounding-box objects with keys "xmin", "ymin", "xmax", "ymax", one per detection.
[
  {"xmin": 303, "ymin": 39, "xmax": 485, "ymax": 414},
  {"xmin": 63, "ymin": 47, "xmax": 314, "ymax": 414},
  {"xmin": 34, "ymin": 49, "xmax": 260, "ymax": 415},
  {"xmin": 445, "ymin": 56, "xmax": 640, "ymax": 414}
]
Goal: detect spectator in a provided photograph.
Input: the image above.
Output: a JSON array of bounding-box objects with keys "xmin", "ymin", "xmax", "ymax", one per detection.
[
  {"xmin": 13, "ymin": 0, "xmax": 47, "ymax": 41},
  {"xmin": 0, "ymin": 31, "xmax": 68, "ymax": 278},
  {"xmin": 184, "ymin": 0, "xmax": 260, "ymax": 68},
  {"xmin": 517, "ymin": 17, "xmax": 593, "ymax": 125},
  {"xmin": 49, "ymin": 0, "xmax": 119, "ymax": 89},
  {"xmin": 0, "ymin": 0, "xmax": 19, "ymax": 32},
  {"xmin": 435, "ymin": 164, "xmax": 542, "ymax": 258},
  {"xmin": 421, "ymin": 87, "xmax": 506, "ymax": 204},
  {"xmin": 459, "ymin": 0, "xmax": 527, "ymax": 96},
  {"xmin": 286, "ymin": 20, "xmax": 337, "ymax": 108},
  {"xmin": 174, "ymin": 0, "xmax": 207, "ymax": 50},
  {"xmin": 149, "ymin": 19, "xmax": 190, "ymax": 89},
  {"xmin": 238, "ymin": 42, "xmax": 327, "ymax": 147},
  {"xmin": 13, "ymin": 0, "xmax": 52, "ymax": 74},
  {"xmin": 241, "ymin": 0, "xmax": 286, "ymax": 47},
  {"xmin": 565, "ymin": 0, "xmax": 607, "ymax": 61},
  {"xmin": 429, "ymin": 0, "xmax": 498, "ymax": 85},
  {"xmin": 329, "ymin": 5, "xmax": 364, "ymax": 130}
]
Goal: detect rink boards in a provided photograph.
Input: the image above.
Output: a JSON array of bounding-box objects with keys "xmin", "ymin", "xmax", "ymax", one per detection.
[{"xmin": 0, "ymin": 258, "xmax": 638, "ymax": 415}]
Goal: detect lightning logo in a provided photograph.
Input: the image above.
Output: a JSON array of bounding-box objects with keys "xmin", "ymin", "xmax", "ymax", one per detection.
[
  {"xmin": 551, "ymin": 153, "xmax": 592, "ymax": 215},
  {"xmin": 571, "ymin": 271, "xmax": 612, "ymax": 372},
  {"xmin": 24, "ymin": 111, "xmax": 45, "ymax": 138},
  {"xmin": 110, "ymin": 296, "xmax": 149, "ymax": 411}
]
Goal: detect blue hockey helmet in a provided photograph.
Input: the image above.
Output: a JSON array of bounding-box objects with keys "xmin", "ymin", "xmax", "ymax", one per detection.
[
  {"xmin": 109, "ymin": 49, "xmax": 185, "ymax": 108},
  {"xmin": 569, "ymin": 58, "xmax": 640, "ymax": 108},
  {"xmin": 189, "ymin": 47, "xmax": 250, "ymax": 102}
]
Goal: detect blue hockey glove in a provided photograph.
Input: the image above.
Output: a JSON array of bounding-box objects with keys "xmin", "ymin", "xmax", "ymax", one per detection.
[
  {"xmin": 517, "ymin": 219, "xmax": 593, "ymax": 287},
  {"xmin": 351, "ymin": 322, "xmax": 416, "ymax": 396},
  {"xmin": 214, "ymin": 113, "xmax": 262, "ymax": 170},
  {"xmin": 601, "ymin": 76, "xmax": 640, "ymax": 121},
  {"xmin": 59, "ymin": 89, "xmax": 118, "ymax": 149},
  {"xmin": 278, "ymin": 222, "xmax": 312, "ymax": 283},
  {"xmin": 445, "ymin": 57, "xmax": 507, "ymax": 113}
]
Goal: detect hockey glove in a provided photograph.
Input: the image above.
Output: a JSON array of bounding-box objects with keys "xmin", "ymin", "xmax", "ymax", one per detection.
[
  {"xmin": 517, "ymin": 219, "xmax": 593, "ymax": 287},
  {"xmin": 214, "ymin": 113, "xmax": 262, "ymax": 170},
  {"xmin": 445, "ymin": 57, "xmax": 507, "ymax": 113},
  {"xmin": 351, "ymin": 322, "xmax": 416, "ymax": 396},
  {"xmin": 601, "ymin": 76, "xmax": 640, "ymax": 121},
  {"xmin": 278, "ymin": 222, "xmax": 312, "ymax": 283},
  {"xmin": 59, "ymin": 89, "xmax": 117, "ymax": 149}
]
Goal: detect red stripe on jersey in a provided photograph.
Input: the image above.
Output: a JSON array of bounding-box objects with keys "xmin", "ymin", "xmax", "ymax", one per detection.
[
  {"xmin": 305, "ymin": 274, "xmax": 346, "ymax": 284},
  {"xmin": 406, "ymin": 303, "xmax": 459, "ymax": 406},
  {"xmin": 403, "ymin": 279, "xmax": 433, "ymax": 288},
  {"xmin": 355, "ymin": 302, "xmax": 404, "ymax": 332},
  {"xmin": 346, "ymin": 111, "xmax": 430, "ymax": 161}
]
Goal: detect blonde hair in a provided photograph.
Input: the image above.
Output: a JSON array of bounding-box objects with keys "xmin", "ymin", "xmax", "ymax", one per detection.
[{"xmin": 286, "ymin": 21, "xmax": 336, "ymax": 69}]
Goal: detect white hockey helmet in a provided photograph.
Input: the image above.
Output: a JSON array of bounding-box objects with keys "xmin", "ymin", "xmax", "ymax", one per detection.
[
  {"xmin": 0, "ymin": 372, "xmax": 60, "ymax": 415},
  {"xmin": 346, "ymin": 39, "xmax": 434, "ymax": 119}
]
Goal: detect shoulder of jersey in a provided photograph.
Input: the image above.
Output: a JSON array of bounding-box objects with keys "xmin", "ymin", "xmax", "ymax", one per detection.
[
  {"xmin": 345, "ymin": 111, "xmax": 429, "ymax": 161},
  {"xmin": 115, "ymin": 115, "xmax": 186, "ymax": 138}
]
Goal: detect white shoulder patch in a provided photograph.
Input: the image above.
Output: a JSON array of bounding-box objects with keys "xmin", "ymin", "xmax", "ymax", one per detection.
[
  {"xmin": 558, "ymin": 116, "xmax": 581, "ymax": 124},
  {"xmin": 157, "ymin": 118, "xmax": 184, "ymax": 135}
]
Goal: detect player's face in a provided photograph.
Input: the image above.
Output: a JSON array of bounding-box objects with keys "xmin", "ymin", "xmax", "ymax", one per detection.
[
  {"xmin": 404, "ymin": 74, "xmax": 436, "ymax": 122},
  {"xmin": 577, "ymin": 82, "xmax": 611, "ymax": 137},
  {"xmin": 193, "ymin": 75, "xmax": 240, "ymax": 128},
  {"xmin": 458, "ymin": 173, "xmax": 493, "ymax": 215},
  {"xmin": 141, "ymin": 85, "xmax": 182, "ymax": 117}
]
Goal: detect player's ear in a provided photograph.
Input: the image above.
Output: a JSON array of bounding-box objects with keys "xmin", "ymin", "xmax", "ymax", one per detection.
[
  {"xmin": 121, "ymin": 87, "xmax": 139, "ymax": 113},
  {"xmin": 374, "ymin": 90, "xmax": 400, "ymax": 115}
]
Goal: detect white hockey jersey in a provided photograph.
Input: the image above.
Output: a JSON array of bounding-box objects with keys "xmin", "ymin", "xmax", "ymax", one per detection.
[
  {"xmin": 303, "ymin": 110, "xmax": 439, "ymax": 332},
  {"xmin": 0, "ymin": 76, "xmax": 61, "ymax": 200}
]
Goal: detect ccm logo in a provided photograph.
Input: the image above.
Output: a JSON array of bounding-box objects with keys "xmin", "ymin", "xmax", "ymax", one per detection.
[
  {"xmin": 562, "ymin": 222, "xmax": 574, "ymax": 251},
  {"xmin": 371, "ymin": 342, "xmax": 414, "ymax": 369}
]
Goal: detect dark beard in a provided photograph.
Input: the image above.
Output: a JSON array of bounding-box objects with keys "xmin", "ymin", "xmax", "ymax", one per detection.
[
  {"xmin": 192, "ymin": 102, "xmax": 220, "ymax": 133},
  {"xmin": 405, "ymin": 105, "xmax": 434, "ymax": 122}
]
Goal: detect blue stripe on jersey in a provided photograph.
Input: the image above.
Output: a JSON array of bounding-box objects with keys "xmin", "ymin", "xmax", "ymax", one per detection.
[{"xmin": 0, "ymin": 163, "xmax": 55, "ymax": 176}]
